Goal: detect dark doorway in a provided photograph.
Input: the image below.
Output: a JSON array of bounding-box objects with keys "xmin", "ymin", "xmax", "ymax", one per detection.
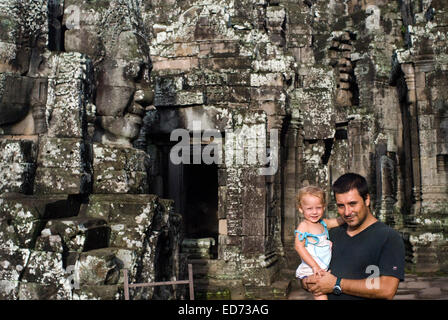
[
  {"xmin": 183, "ymin": 163, "xmax": 218, "ymax": 241},
  {"xmin": 164, "ymin": 144, "xmax": 219, "ymax": 259}
]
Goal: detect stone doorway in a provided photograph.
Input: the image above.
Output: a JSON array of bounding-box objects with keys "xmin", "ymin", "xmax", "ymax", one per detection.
[
  {"xmin": 164, "ymin": 144, "xmax": 219, "ymax": 260},
  {"xmin": 183, "ymin": 163, "xmax": 218, "ymax": 240},
  {"xmin": 181, "ymin": 162, "xmax": 219, "ymax": 259}
]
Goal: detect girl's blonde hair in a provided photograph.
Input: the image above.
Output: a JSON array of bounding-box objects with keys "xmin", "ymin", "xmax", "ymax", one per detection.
[{"xmin": 296, "ymin": 185, "xmax": 326, "ymax": 209}]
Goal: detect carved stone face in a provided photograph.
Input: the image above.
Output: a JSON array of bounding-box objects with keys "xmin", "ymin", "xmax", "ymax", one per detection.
[
  {"xmin": 63, "ymin": 2, "xmax": 153, "ymax": 147},
  {"xmin": 0, "ymin": 1, "xmax": 48, "ymax": 135},
  {"xmin": 94, "ymin": 31, "xmax": 149, "ymax": 146}
]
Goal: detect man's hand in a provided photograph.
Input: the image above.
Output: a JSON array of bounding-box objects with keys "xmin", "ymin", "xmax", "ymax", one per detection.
[
  {"xmin": 303, "ymin": 270, "xmax": 337, "ymax": 296},
  {"xmin": 303, "ymin": 273, "xmax": 401, "ymax": 299},
  {"xmin": 312, "ymin": 266, "xmax": 325, "ymax": 278}
]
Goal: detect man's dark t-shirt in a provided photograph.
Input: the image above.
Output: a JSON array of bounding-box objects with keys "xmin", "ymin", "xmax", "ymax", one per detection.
[{"xmin": 327, "ymin": 221, "xmax": 405, "ymax": 300}]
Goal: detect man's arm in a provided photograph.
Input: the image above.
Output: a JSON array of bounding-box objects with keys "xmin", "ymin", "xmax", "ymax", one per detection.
[
  {"xmin": 339, "ymin": 276, "xmax": 399, "ymax": 300},
  {"xmin": 322, "ymin": 217, "xmax": 344, "ymax": 229},
  {"xmin": 305, "ymin": 271, "xmax": 400, "ymax": 300}
]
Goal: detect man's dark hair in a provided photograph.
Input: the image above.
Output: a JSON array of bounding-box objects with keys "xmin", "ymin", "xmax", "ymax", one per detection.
[{"xmin": 332, "ymin": 172, "xmax": 369, "ymax": 200}]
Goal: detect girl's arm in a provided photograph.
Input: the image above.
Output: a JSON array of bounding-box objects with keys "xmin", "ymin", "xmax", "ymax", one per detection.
[
  {"xmin": 323, "ymin": 216, "xmax": 344, "ymax": 229},
  {"xmin": 294, "ymin": 222, "xmax": 322, "ymax": 272}
]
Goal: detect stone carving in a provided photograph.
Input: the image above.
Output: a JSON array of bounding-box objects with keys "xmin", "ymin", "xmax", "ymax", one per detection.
[
  {"xmin": 0, "ymin": 0, "xmax": 448, "ymax": 300},
  {"xmin": 0, "ymin": 0, "xmax": 181, "ymax": 301},
  {"xmin": 63, "ymin": 0, "xmax": 153, "ymax": 148}
]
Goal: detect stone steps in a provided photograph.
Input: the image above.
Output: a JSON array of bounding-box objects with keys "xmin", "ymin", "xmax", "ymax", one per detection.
[
  {"xmin": 187, "ymin": 258, "xmax": 295, "ymax": 300},
  {"xmin": 186, "ymin": 258, "xmax": 237, "ymax": 299}
]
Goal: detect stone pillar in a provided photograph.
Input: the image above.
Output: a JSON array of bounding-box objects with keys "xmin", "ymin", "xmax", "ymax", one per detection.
[
  {"xmin": 375, "ymin": 140, "xmax": 399, "ymax": 226},
  {"xmin": 401, "ymin": 63, "xmax": 423, "ymax": 215},
  {"xmin": 347, "ymin": 117, "xmax": 372, "ymax": 181},
  {"xmin": 33, "ymin": 52, "xmax": 94, "ymax": 195},
  {"xmin": 282, "ymin": 118, "xmax": 300, "ymax": 267},
  {"xmin": 414, "ymin": 59, "xmax": 448, "ymax": 214}
]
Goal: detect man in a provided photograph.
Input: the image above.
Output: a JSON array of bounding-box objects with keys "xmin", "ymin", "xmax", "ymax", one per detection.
[{"xmin": 302, "ymin": 173, "xmax": 405, "ymax": 300}]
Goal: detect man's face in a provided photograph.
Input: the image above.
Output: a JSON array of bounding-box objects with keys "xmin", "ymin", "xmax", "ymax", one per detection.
[{"xmin": 335, "ymin": 188, "xmax": 371, "ymax": 230}]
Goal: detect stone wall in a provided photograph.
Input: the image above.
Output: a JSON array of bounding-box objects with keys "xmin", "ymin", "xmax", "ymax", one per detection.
[
  {"xmin": 0, "ymin": 0, "xmax": 447, "ymax": 300},
  {"xmin": 0, "ymin": 0, "xmax": 182, "ymax": 300}
]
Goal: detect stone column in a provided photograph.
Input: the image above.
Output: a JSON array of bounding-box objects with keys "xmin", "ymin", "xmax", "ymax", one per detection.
[
  {"xmin": 401, "ymin": 63, "xmax": 422, "ymax": 216},
  {"xmin": 282, "ymin": 118, "xmax": 300, "ymax": 267},
  {"xmin": 347, "ymin": 117, "xmax": 372, "ymax": 180},
  {"xmin": 414, "ymin": 59, "xmax": 448, "ymax": 214},
  {"xmin": 375, "ymin": 141, "xmax": 399, "ymax": 226}
]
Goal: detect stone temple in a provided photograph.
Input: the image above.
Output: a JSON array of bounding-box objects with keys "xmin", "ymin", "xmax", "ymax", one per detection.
[{"xmin": 0, "ymin": 0, "xmax": 447, "ymax": 299}]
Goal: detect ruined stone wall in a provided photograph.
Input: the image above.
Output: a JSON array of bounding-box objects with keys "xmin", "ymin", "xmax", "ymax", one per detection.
[
  {"xmin": 0, "ymin": 0, "xmax": 182, "ymax": 300},
  {"xmin": 0, "ymin": 0, "xmax": 448, "ymax": 300},
  {"xmin": 143, "ymin": 0, "xmax": 448, "ymax": 277}
]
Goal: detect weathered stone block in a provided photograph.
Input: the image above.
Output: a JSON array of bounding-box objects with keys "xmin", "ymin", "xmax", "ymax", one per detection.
[
  {"xmin": 46, "ymin": 98, "xmax": 84, "ymax": 138},
  {"xmin": 242, "ymin": 187, "xmax": 265, "ymax": 220},
  {"xmin": 0, "ymin": 163, "xmax": 35, "ymax": 194},
  {"xmin": 17, "ymin": 282, "xmax": 65, "ymax": 300},
  {"xmin": 72, "ymin": 284, "xmax": 122, "ymax": 300},
  {"xmin": 226, "ymin": 219, "xmax": 242, "ymax": 236},
  {"xmin": 1, "ymin": 193, "xmax": 83, "ymax": 218},
  {"xmin": 77, "ymin": 248, "xmax": 123, "ymax": 286},
  {"xmin": 124, "ymin": 148, "xmax": 150, "ymax": 172},
  {"xmin": 45, "ymin": 52, "xmax": 93, "ymax": 138},
  {"xmin": 93, "ymin": 169, "xmax": 148, "ymax": 194},
  {"xmin": 219, "ymin": 219, "xmax": 228, "ymax": 235},
  {"xmin": 242, "ymin": 219, "xmax": 264, "ymax": 236},
  {"xmin": 0, "ymin": 139, "xmax": 37, "ymax": 164},
  {"xmin": 201, "ymin": 41, "xmax": 239, "ymax": 57},
  {"xmin": 64, "ymin": 26, "xmax": 102, "ymax": 58},
  {"xmin": 34, "ymin": 167, "xmax": 90, "ymax": 194},
  {"xmin": 206, "ymin": 86, "xmax": 230, "ymax": 104},
  {"xmin": 108, "ymin": 224, "xmax": 147, "ymax": 250},
  {"xmin": 173, "ymin": 43, "xmax": 199, "ymax": 57},
  {"xmin": 152, "ymin": 57, "xmax": 199, "ymax": 71},
  {"xmin": 35, "ymin": 234, "xmax": 63, "ymax": 253},
  {"xmin": 250, "ymin": 73, "xmax": 283, "ymax": 87},
  {"xmin": 37, "ymin": 137, "xmax": 84, "ymax": 168},
  {"xmin": 0, "ymin": 280, "xmax": 19, "ymax": 299},
  {"xmin": 0, "ymin": 139, "xmax": 37, "ymax": 194},
  {"xmin": 85, "ymin": 194, "xmax": 159, "ymax": 252},
  {"xmin": 0, "ymin": 210, "xmax": 41, "ymax": 249},
  {"xmin": 207, "ymin": 57, "xmax": 252, "ymax": 71},
  {"xmin": 92, "ymin": 143, "xmax": 127, "ymax": 170},
  {"xmin": 42, "ymin": 217, "xmax": 109, "ymax": 252},
  {"xmin": 0, "ymin": 194, "xmax": 83, "ymax": 249},
  {"xmin": 291, "ymin": 88, "xmax": 335, "ymax": 140},
  {"xmin": 0, "ymin": 248, "xmax": 30, "ymax": 281},
  {"xmin": 242, "ymin": 236, "xmax": 265, "ymax": 254},
  {"xmin": 21, "ymin": 250, "xmax": 65, "ymax": 284},
  {"xmin": 93, "ymin": 143, "xmax": 149, "ymax": 170},
  {"xmin": 250, "ymin": 87, "xmax": 283, "ymax": 102}
]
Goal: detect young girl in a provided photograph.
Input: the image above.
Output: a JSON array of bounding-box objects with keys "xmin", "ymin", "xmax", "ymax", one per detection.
[{"xmin": 294, "ymin": 186, "xmax": 344, "ymax": 300}]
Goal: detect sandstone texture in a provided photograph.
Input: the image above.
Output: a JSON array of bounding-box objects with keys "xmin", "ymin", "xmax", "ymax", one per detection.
[{"xmin": 1, "ymin": 0, "xmax": 448, "ymax": 299}]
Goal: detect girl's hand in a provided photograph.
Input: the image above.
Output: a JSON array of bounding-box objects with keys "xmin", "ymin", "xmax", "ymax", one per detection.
[{"xmin": 313, "ymin": 267, "xmax": 324, "ymax": 278}]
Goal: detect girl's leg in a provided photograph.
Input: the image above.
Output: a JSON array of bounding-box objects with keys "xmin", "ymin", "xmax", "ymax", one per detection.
[{"xmin": 313, "ymin": 294, "xmax": 328, "ymax": 300}]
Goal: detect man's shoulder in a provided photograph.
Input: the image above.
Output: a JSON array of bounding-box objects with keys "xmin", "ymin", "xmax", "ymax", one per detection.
[
  {"xmin": 329, "ymin": 221, "xmax": 402, "ymax": 239},
  {"xmin": 329, "ymin": 223, "xmax": 347, "ymax": 237},
  {"xmin": 372, "ymin": 221, "xmax": 401, "ymax": 235},
  {"xmin": 371, "ymin": 221, "xmax": 404, "ymax": 244}
]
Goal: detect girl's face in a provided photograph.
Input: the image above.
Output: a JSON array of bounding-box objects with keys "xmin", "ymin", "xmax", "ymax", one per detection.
[{"xmin": 298, "ymin": 194, "xmax": 324, "ymax": 223}]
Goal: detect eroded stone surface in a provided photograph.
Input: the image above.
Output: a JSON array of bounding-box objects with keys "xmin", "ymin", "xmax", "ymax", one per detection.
[{"xmin": 1, "ymin": 0, "xmax": 448, "ymax": 300}]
